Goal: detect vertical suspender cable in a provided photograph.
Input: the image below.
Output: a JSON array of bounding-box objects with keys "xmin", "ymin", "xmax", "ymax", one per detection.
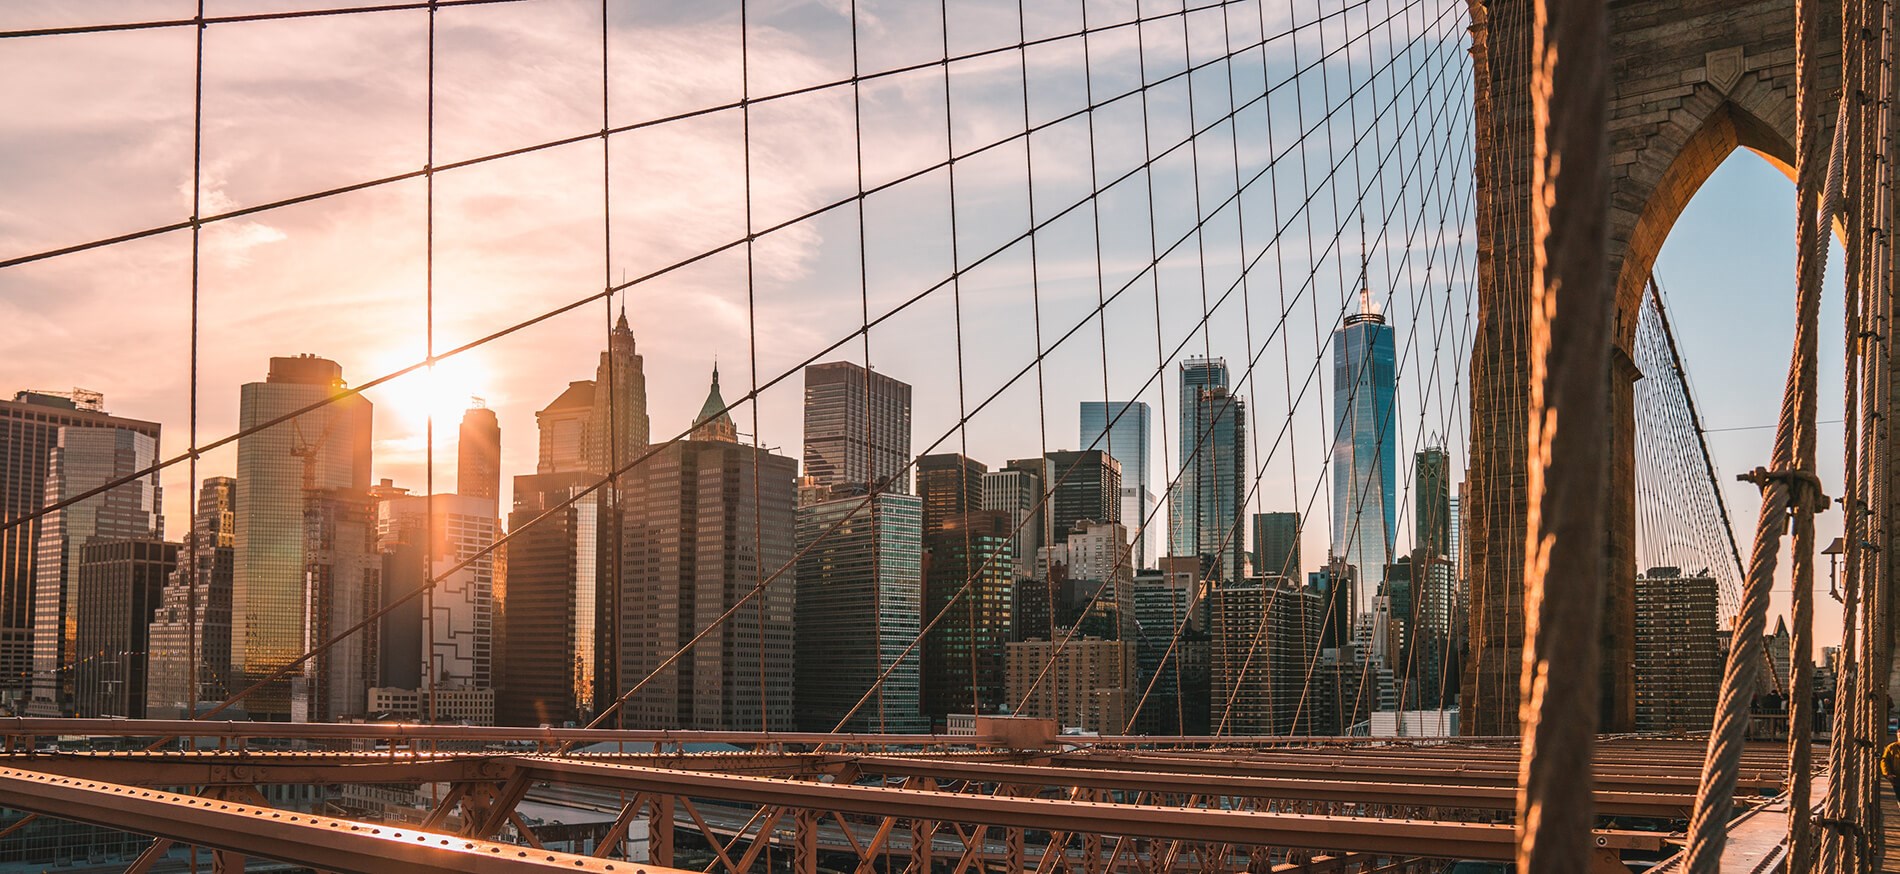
[{"xmin": 1516, "ymin": 0, "xmax": 1610, "ymax": 868}]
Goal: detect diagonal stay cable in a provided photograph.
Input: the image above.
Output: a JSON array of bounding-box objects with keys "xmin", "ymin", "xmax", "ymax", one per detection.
[
  {"xmin": 0, "ymin": 0, "xmax": 1275, "ymax": 272},
  {"xmin": 0, "ymin": 0, "xmax": 1374, "ymax": 537},
  {"xmin": 154, "ymin": 0, "xmax": 1424, "ymax": 736}
]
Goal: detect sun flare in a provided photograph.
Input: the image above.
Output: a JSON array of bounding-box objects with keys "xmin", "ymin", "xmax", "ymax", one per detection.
[{"xmin": 370, "ymin": 354, "xmax": 491, "ymax": 430}]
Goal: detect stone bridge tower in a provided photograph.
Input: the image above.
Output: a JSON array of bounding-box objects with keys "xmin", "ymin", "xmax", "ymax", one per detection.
[{"xmin": 1463, "ymin": 0, "xmax": 1838, "ymax": 735}]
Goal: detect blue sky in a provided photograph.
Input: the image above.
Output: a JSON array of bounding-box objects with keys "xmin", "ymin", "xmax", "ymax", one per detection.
[{"xmin": 1656, "ymin": 154, "xmax": 1847, "ymax": 649}]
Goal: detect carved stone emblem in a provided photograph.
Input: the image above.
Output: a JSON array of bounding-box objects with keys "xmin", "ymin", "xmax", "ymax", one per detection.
[{"xmin": 1706, "ymin": 47, "xmax": 1745, "ymax": 94}]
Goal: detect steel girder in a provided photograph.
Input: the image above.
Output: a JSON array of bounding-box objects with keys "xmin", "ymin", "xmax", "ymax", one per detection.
[
  {"xmin": 0, "ymin": 766, "xmax": 694, "ymax": 874},
  {"xmin": 508, "ymin": 757, "xmax": 1671, "ymax": 861},
  {"xmin": 841, "ymin": 755, "xmax": 1697, "ymax": 817}
]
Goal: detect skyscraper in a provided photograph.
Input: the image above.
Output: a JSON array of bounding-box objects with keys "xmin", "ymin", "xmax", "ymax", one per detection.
[
  {"xmin": 28, "ymin": 420, "xmax": 164, "ymax": 717},
  {"xmin": 457, "ymin": 403, "xmax": 501, "ymax": 503},
  {"xmin": 1043, "ymin": 449, "xmax": 1122, "ymax": 537},
  {"xmin": 536, "ymin": 381, "xmax": 595, "ymax": 475},
  {"xmin": 1211, "ymin": 576, "xmax": 1322, "ymax": 735},
  {"xmin": 803, "ymin": 362, "xmax": 913, "ymax": 494},
  {"xmin": 1172, "ymin": 359, "xmax": 1246, "ymax": 583},
  {"xmin": 982, "ymin": 465, "xmax": 1043, "ymax": 579},
  {"xmin": 921, "ymin": 510, "xmax": 1015, "ymax": 723},
  {"xmin": 376, "ymin": 492, "xmax": 498, "ymax": 696},
  {"xmin": 2, "ymin": 389, "xmax": 158, "ymax": 707},
  {"xmin": 233, "ymin": 355, "xmax": 374, "ymax": 718},
  {"xmin": 1130, "ymin": 556, "xmax": 1211, "ymax": 735},
  {"xmin": 1415, "ymin": 447, "xmax": 1451, "ymax": 559},
  {"xmin": 617, "ymin": 371, "xmax": 798, "ymax": 730},
  {"xmin": 1331, "ymin": 290, "xmax": 1398, "ymax": 608},
  {"xmin": 793, "ymin": 488, "xmax": 926, "ymax": 733},
  {"xmin": 497, "ymin": 469, "xmax": 598, "ymax": 727},
  {"xmin": 145, "ymin": 476, "xmax": 236, "ymax": 719},
  {"xmin": 586, "ymin": 308, "xmax": 651, "ymax": 481},
  {"xmin": 916, "ymin": 453, "xmax": 986, "ymax": 537},
  {"xmin": 291, "ymin": 486, "xmax": 380, "ymax": 723},
  {"xmin": 1251, "ymin": 512, "xmax": 1301, "ymax": 579},
  {"xmin": 71, "ymin": 538, "xmax": 177, "ymax": 718},
  {"xmin": 1634, "ymin": 566, "xmax": 1721, "ymax": 732},
  {"xmin": 1080, "ymin": 401, "xmax": 1154, "ymax": 568}
]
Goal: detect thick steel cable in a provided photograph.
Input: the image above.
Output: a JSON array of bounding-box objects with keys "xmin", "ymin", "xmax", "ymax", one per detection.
[
  {"xmin": 1514, "ymin": 0, "xmax": 1611, "ymax": 868},
  {"xmin": 0, "ymin": 0, "xmax": 1363, "ymax": 539},
  {"xmin": 1683, "ymin": 0, "xmax": 1832, "ymax": 863}
]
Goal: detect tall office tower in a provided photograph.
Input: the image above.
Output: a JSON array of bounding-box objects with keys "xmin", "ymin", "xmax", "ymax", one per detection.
[
  {"xmin": 1634, "ymin": 567, "xmax": 1721, "ymax": 732},
  {"xmin": 1031, "ymin": 519, "xmax": 1136, "ymax": 642},
  {"xmin": 1331, "ymin": 290, "xmax": 1398, "ymax": 607},
  {"xmin": 794, "ymin": 489, "xmax": 927, "ymax": 733},
  {"xmin": 1210, "ymin": 576, "xmax": 1322, "ymax": 736},
  {"xmin": 1251, "ymin": 512, "xmax": 1301, "ymax": 579},
  {"xmin": 146, "ymin": 477, "xmax": 237, "ymax": 718},
  {"xmin": 916, "ymin": 453, "xmax": 987, "ymax": 536},
  {"xmin": 1415, "ymin": 447, "xmax": 1451, "ymax": 558},
  {"xmin": 1128, "ymin": 555, "xmax": 1212, "ymax": 734},
  {"xmin": 618, "ymin": 372, "xmax": 799, "ymax": 731},
  {"xmin": 2, "ymin": 389, "xmax": 157, "ymax": 708},
  {"xmin": 536, "ymin": 381, "xmax": 596, "ymax": 474},
  {"xmin": 71, "ymin": 539, "xmax": 177, "ymax": 718},
  {"xmin": 983, "ymin": 465, "xmax": 1043, "ymax": 579},
  {"xmin": 586, "ymin": 309, "xmax": 651, "ymax": 480},
  {"xmin": 28, "ymin": 421, "xmax": 164, "ymax": 717},
  {"xmin": 1005, "ymin": 636, "xmax": 1134, "ymax": 733},
  {"xmin": 1408, "ymin": 551, "xmax": 1459, "ymax": 708},
  {"xmin": 1080, "ymin": 401, "xmax": 1154, "ymax": 569},
  {"xmin": 803, "ymin": 361, "xmax": 913, "ymax": 494},
  {"xmin": 234, "ymin": 355, "xmax": 373, "ymax": 719},
  {"xmin": 497, "ymin": 469, "xmax": 598, "ymax": 727},
  {"xmin": 457, "ymin": 404, "xmax": 502, "ymax": 503},
  {"xmin": 921, "ymin": 510, "xmax": 1015, "ymax": 724},
  {"xmin": 376, "ymin": 493, "xmax": 498, "ymax": 695},
  {"xmin": 1171, "ymin": 359, "xmax": 1247, "ymax": 584},
  {"xmin": 291, "ymin": 487, "xmax": 380, "ymax": 723},
  {"xmin": 1043, "ymin": 449, "xmax": 1122, "ymax": 536},
  {"xmin": 1311, "ymin": 555, "xmax": 1357, "ymax": 651}
]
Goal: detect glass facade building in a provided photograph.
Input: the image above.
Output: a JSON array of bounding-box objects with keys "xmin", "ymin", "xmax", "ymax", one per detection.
[
  {"xmin": 233, "ymin": 355, "xmax": 373, "ymax": 718},
  {"xmin": 1, "ymin": 391, "xmax": 159, "ymax": 708},
  {"xmin": 1171, "ymin": 359, "xmax": 1246, "ymax": 583},
  {"xmin": 28, "ymin": 423, "xmax": 163, "ymax": 716},
  {"xmin": 1331, "ymin": 299, "xmax": 1397, "ymax": 608},
  {"xmin": 802, "ymin": 361, "xmax": 913, "ymax": 495},
  {"xmin": 1079, "ymin": 400, "xmax": 1155, "ymax": 569},
  {"xmin": 793, "ymin": 490, "xmax": 926, "ymax": 732},
  {"xmin": 1251, "ymin": 511, "xmax": 1301, "ymax": 580},
  {"xmin": 921, "ymin": 510, "xmax": 1015, "ymax": 724}
]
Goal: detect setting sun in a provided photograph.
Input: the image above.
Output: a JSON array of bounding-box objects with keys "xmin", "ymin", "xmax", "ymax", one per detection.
[{"xmin": 369, "ymin": 354, "xmax": 491, "ymax": 429}]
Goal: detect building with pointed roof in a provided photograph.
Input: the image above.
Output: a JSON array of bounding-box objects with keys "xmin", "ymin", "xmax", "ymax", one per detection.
[
  {"xmin": 691, "ymin": 366, "xmax": 738, "ymax": 443},
  {"xmin": 587, "ymin": 307, "xmax": 650, "ymax": 479}
]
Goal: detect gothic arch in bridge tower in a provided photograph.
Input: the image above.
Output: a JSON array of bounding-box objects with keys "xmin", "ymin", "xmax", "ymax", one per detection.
[
  {"xmin": 1606, "ymin": 50, "xmax": 1801, "ymax": 350},
  {"xmin": 1462, "ymin": 0, "xmax": 1837, "ymax": 738}
]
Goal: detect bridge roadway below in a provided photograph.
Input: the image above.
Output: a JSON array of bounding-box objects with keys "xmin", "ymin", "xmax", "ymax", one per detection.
[{"xmin": 0, "ymin": 720, "xmax": 1815, "ymax": 871}]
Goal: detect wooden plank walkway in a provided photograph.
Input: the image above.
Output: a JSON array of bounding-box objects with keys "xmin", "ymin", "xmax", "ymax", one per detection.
[{"xmin": 1882, "ymin": 775, "xmax": 1900, "ymax": 871}]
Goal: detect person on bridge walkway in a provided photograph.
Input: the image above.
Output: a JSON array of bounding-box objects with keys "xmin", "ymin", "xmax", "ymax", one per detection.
[{"xmin": 1885, "ymin": 739, "xmax": 1900, "ymax": 805}]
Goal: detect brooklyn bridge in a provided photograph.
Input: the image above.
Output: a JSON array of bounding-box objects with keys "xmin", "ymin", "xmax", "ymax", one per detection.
[{"xmin": 0, "ymin": 0, "xmax": 1895, "ymax": 871}]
